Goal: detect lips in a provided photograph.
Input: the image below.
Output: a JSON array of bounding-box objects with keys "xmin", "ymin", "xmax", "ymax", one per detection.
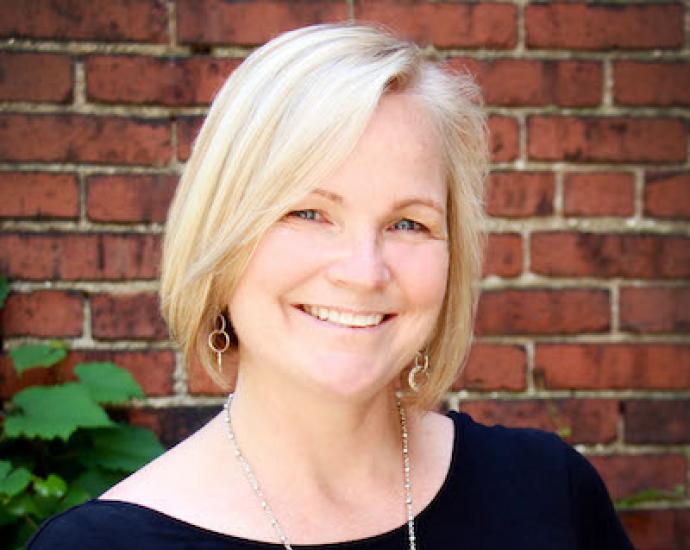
[{"xmin": 300, "ymin": 305, "xmax": 390, "ymax": 328}]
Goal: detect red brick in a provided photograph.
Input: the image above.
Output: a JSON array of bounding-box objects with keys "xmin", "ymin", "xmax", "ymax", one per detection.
[
  {"xmin": 486, "ymin": 171, "xmax": 554, "ymax": 217},
  {"xmin": 61, "ymin": 350, "xmax": 175, "ymax": 397},
  {"xmin": 129, "ymin": 406, "xmax": 218, "ymax": 447},
  {"xmin": 87, "ymin": 174, "xmax": 177, "ymax": 223},
  {"xmin": 487, "ymin": 115, "xmax": 518, "ymax": 162},
  {"xmin": 531, "ymin": 233, "xmax": 689, "ymax": 279},
  {"xmin": 525, "ymin": 3, "xmax": 684, "ymax": 50},
  {"xmin": 450, "ymin": 58, "xmax": 601, "ymax": 107},
  {"xmin": 454, "ymin": 344, "xmax": 526, "ymax": 391},
  {"xmin": 620, "ymin": 287, "xmax": 690, "ymax": 334},
  {"xmin": 614, "ymin": 61, "xmax": 690, "ymax": 107},
  {"xmin": 0, "ymin": 172, "xmax": 79, "ymax": 219},
  {"xmin": 0, "ymin": 115, "xmax": 171, "ymax": 166},
  {"xmin": 0, "ymin": 52, "xmax": 72, "ymax": 103},
  {"xmin": 176, "ymin": 116, "xmax": 204, "ymax": 162},
  {"xmin": 459, "ymin": 399, "xmax": 618, "ymax": 444},
  {"xmin": 535, "ymin": 344, "xmax": 690, "ymax": 390},
  {"xmin": 475, "ymin": 289, "xmax": 610, "ymax": 335},
  {"xmin": 91, "ymin": 292, "xmax": 168, "ymax": 340},
  {"xmin": 645, "ymin": 172, "xmax": 690, "ymax": 220},
  {"xmin": 625, "ymin": 400, "xmax": 690, "ymax": 445},
  {"xmin": 187, "ymin": 352, "xmax": 237, "ymax": 395},
  {"xmin": 620, "ymin": 509, "xmax": 690, "ymax": 550},
  {"xmin": 563, "ymin": 172, "xmax": 634, "ymax": 217},
  {"xmin": 0, "ymin": 0, "xmax": 167, "ymax": 43},
  {"xmin": 589, "ymin": 454, "xmax": 686, "ymax": 500},
  {"xmin": 0, "ymin": 233, "xmax": 161, "ymax": 281},
  {"xmin": 0, "ymin": 354, "xmax": 56, "ymax": 399},
  {"xmin": 528, "ymin": 116, "xmax": 687, "ymax": 163},
  {"xmin": 483, "ymin": 233, "xmax": 522, "ymax": 278},
  {"xmin": 86, "ymin": 56, "xmax": 240, "ymax": 106},
  {"xmin": 355, "ymin": 1, "xmax": 516, "ymax": 49},
  {"xmin": 2, "ymin": 290, "xmax": 82, "ymax": 337},
  {"xmin": 178, "ymin": 0, "xmax": 347, "ymax": 46}
]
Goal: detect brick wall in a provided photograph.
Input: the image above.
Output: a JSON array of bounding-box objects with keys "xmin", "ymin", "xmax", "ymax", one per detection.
[{"xmin": 0, "ymin": 1, "xmax": 688, "ymax": 547}]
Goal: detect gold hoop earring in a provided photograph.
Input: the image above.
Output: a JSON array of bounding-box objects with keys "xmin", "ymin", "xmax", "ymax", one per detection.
[
  {"xmin": 408, "ymin": 350, "xmax": 430, "ymax": 393},
  {"xmin": 208, "ymin": 314, "xmax": 231, "ymax": 372}
]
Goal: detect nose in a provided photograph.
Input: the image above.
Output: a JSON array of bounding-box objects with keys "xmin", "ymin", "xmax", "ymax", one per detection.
[{"xmin": 326, "ymin": 231, "xmax": 391, "ymax": 291}]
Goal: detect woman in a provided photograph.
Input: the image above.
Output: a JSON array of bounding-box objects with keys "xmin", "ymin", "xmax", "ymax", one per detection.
[{"xmin": 29, "ymin": 24, "xmax": 633, "ymax": 549}]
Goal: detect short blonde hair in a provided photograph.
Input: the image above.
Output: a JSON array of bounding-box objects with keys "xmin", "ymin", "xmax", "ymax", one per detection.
[{"xmin": 160, "ymin": 23, "xmax": 488, "ymax": 410}]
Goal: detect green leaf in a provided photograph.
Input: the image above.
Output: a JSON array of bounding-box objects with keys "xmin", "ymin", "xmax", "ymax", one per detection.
[
  {"xmin": 5, "ymin": 383, "xmax": 114, "ymax": 441},
  {"xmin": 0, "ymin": 466, "xmax": 32, "ymax": 497},
  {"xmin": 33, "ymin": 474, "xmax": 67, "ymax": 500},
  {"xmin": 0, "ymin": 274, "xmax": 8, "ymax": 308},
  {"xmin": 79, "ymin": 425, "xmax": 164, "ymax": 472},
  {"xmin": 0, "ymin": 460, "xmax": 11, "ymax": 479},
  {"xmin": 74, "ymin": 362, "xmax": 144, "ymax": 404},
  {"xmin": 10, "ymin": 342, "xmax": 67, "ymax": 374},
  {"xmin": 57, "ymin": 485, "xmax": 91, "ymax": 513},
  {"xmin": 71, "ymin": 469, "xmax": 122, "ymax": 497}
]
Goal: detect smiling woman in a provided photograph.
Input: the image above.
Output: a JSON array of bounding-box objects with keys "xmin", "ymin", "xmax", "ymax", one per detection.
[{"xmin": 28, "ymin": 23, "xmax": 633, "ymax": 550}]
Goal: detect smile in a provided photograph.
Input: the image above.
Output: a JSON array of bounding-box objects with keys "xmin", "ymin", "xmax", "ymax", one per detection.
[{"xmin": 300, "ymin": 305, "xmax": 389, "ymax": 328}]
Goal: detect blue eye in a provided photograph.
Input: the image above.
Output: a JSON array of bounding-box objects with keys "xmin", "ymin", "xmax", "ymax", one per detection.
[
  {"xmin": 392, "ymin": 219, "xmax": 423, "ymax": 232},
  {"xmin": 290, "ymin": 209, "xmax": 321, "ymax": 221}
]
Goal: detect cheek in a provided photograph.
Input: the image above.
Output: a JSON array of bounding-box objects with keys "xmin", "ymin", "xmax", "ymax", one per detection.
[{"xmin": 389, "ymin": 241, "xmax": 449, "ymax": 310}]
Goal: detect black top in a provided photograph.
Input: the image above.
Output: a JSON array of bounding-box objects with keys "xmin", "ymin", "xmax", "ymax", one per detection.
[{"xmin": 28, "ymin": 411, "xmax": 634, "ymax": 549}]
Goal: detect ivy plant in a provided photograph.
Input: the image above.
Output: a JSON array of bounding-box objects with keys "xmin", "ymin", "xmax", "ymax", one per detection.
[{"xmin": 0, "ymin": 276, "xmax": 165, "ymax": 548}]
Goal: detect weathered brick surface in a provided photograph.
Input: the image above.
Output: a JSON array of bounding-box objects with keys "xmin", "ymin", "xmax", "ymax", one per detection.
[
  {"xmin": 0, "ymin": 115, "xmax": 171, "ymax": 166},
  {"xmin": 454, "ymin": 344, "xmax": 526, "ymax": 391},
  {"xmin": 563, "ymin": 172, "xmax": 635, "ymax": 217},
  {"xmin": 486, "ymin": 171, "xmax": 554, "ymax": 217},
  {"xmin": 525, "ymin": 3, "xmax": 684, "ymax": 50},
  {"xmin": 0, "ymin": 234, "xmax": 161, "ymax": 280},
  {"xmin": 620, "ymin": 509, "xmax": 690, "ymax": 550},
  {"xmin": 644, "ymin": 172, "xmax": 690, "ymax": 220},
  {"xmin": 614, "ymin": 62, "xmax": 690, "ymax": 107},
  {"xmin": 528, "ymin": 116, "xmax": 687, "ymax": 163},
  {"xmin": 129, "ymin": 406, "xmax": 218, "ymax": 448},
  {"xmin": 0, "ymin": 0, "xmax": 168, "ymax": 43},
  {"xmin": 620, "ymin": 287, "xmax": 690, "ymax": 334},
  {"xmin": 91, "ymin": 292, "xmax": 168, "ymax": 340},
  {"xmin": 178, "ymin": 0, "xmax": 348, "ymax": 46},
  {"xmin": 87, "ymin": 174, "xmax": 178, "ymax": 223},
  {"xmin": 625, "ymin": 400, "xmax": 690, "ymax": 445},
  {"xmin": 450, "ymin": 58, "xmax": 602, "ymax": 107},
  {"xmin": 483, "ymin": 233, "xmax": 522, "ymax": 278},
  {"xmin": 355, "ymin": 1, "xmax": 517, "ymax": 49},
  {"xmin": 589, "ymin": 454, "xmax": 687, "ymax": 500},
  {"xmin": 475, "ymin": 289, "xmax": 610, "ymax": 335},
  {"xmin": 459, "ymin": 399, "xmax": 619, "ymax": 444},
  {"xmin": 0, "ymin": 52, "xmax": 73, "ymax": 102},
  {"xmin": 86, "ymin": 56, "xmax": 241, "ymax": 106},
  {"xmin": 176, "ymin": 116, "xmax": 204, "ymax": 162},
  {"xmin": 2, "ymin": 290, "xmax": 83, "ymax": 337},
  {"xmin": 487, "ymin": 115, "xmax": 519, "ymax": 162},
  {"xmin": 535, "ymin": 344, "xmax": 690, "ymax": 390},
  {"xmin": 531, "ymin": 233, "xmax": 690, "ymax": 279},
  {"xmin": 0, "ymin": 172, "xmax": 79, "ymax": 219}
]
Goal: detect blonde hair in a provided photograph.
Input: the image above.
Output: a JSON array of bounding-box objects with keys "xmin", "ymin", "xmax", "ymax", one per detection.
[{"xmin": 160, "ymin": 23, "xmax": 488, "ymax": 410}]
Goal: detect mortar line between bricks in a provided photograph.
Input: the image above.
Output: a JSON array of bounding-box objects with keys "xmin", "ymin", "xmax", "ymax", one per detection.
[
  {"xmin": 167, "ymin": 1, "xmax": 177, "ymax": 50},
  {"xmin": 345, "ymin": 0, "xmax": 355, "ymax": 21},
  {"xmin": 633, "ymin": 167, "xmax": 646, "ymax": 219},
  {"xmin": 2, "ymin": 39, "xmax": 689, "ymax": 61},
  {"xmin": 525, "ymin": 340, "xmax": 536, "ymax": 394},
  {"xmin": 602, "ymin": 58, "xmax": 613, "ymax": 107},
  {"xmin": 451, "ymin": 390, "xmax": 690, "ymax": 400},
  {"xmin": 610, "ymin": 283, "xmax": 621, "ymax": 334},
  {"xmin": 0, "ymin": 163, "xmax": 181, "ymax": 175},
  {"xmin": 3, "ymin": 102, "xmax": 690, "ymax": 119}
]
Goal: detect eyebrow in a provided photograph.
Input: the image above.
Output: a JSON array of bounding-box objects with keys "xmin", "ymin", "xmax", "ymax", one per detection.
[{"xmin": 309, "ymin": 189, "xmax": 445, "ymax": 215}]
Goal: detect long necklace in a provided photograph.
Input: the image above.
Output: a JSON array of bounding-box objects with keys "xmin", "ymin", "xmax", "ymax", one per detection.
[{"xmin": 223, "ymin": 393, "xmax": 417, "ymax": 549}]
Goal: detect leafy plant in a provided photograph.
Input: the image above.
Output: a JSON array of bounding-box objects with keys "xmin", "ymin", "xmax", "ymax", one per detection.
[{"xmin": 0, "ymin": 276, "xmax": 165, "ymax": 548}]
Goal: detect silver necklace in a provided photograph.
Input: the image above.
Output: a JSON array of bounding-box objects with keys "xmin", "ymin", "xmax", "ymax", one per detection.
[{"xmin": 223, "ymin": 393, "xmax": 417, "ymax": 549}]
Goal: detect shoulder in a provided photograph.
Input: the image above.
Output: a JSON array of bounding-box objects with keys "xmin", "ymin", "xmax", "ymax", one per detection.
[{"xmin": 27, "ymin": 500, "xmax": 165, "ymax": 549}]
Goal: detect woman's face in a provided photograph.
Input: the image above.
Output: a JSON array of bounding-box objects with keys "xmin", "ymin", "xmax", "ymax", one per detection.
[{"xmin": 228, "ymin": 93, "xmax": 449, "ymax": 401}]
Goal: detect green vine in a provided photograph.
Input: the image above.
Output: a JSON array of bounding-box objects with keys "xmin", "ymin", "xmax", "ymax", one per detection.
[{"xmin": 0, "ymin": 275, "xmax": 165, "ymax": 548}]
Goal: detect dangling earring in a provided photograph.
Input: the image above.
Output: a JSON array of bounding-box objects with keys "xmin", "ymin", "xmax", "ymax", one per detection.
[
  {"xmin": 408, "ymin": 349, "xmax": 430, "ymax": 392},
  {"xmin": 208, "ymin": 314, "xmax": 231, "ymax": 372}
]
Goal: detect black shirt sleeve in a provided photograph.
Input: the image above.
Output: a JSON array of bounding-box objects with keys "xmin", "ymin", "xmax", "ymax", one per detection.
[{"xmin": 565, "ymin": 445, "xmax": 635, "ymax": 550}]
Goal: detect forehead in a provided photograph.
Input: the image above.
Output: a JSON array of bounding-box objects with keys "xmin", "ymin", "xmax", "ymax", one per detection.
[{"xmin": 319, "ymin": 93, "xmax": 446, "ymax": 204}]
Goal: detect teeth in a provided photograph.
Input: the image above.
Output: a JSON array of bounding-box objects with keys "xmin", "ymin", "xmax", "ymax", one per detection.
[{"xmin": 303, "ymin": 305, "xmax": 385, "ymax": 328}]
